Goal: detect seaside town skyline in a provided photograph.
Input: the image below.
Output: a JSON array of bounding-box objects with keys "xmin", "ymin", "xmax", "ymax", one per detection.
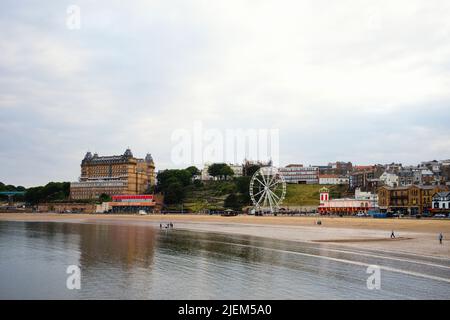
[
  {"xmin": 3, "ymin": 148, "xmax": 449, "ymax": 217},
  {"xmin": 1, "ymin": 144, "xmax": 450, "ymax": 186},
  {"xmin": 0, "ymin": 148, "xmax": 450, "ymax": 188},
  {"xmin": 2, "ymin": 146, "xmax": 450, "ymax": 187}
]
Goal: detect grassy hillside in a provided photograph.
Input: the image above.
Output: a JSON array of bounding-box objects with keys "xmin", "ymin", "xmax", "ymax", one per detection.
[
  {"xmin": 283, "ymin": 184, "xmax": 349, "ymax": 206},
  {"xmin": 170, "ymin": 181, "xmax": 350, "ymax": 211},
  {"xmin": 170, "ymin": 181, "xmax": 237, "ymax": 212}
]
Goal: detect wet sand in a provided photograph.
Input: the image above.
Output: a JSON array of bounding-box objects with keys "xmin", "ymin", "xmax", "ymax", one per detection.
[{"xmin": 1, "ymin": 212, "xmax": 449, "ymax": 258}]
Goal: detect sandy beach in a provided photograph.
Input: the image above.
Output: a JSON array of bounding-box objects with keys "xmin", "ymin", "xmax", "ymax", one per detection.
[{"xmin": 1, "ymin": 212, "xmax": 449, "ymax": 258}]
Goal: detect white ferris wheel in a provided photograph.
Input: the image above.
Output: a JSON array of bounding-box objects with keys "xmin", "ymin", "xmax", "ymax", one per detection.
[{"xmin": 249, "ymin": 166, "xmax": 286, "ymax": 213}]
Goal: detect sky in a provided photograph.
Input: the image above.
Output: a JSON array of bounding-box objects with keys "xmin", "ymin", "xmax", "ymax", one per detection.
[{"xmin": 1, "ymin": 0, "xmax": 450, "ymax": 187}]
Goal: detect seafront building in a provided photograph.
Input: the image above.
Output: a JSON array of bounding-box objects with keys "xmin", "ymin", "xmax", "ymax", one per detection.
[
  {"xmin": 96, "ymin": 194, "xmax": 158, "ymax": 214},
  {"xmin": 318, "ymin": 187, "xmax": 375, "ymax": 214},
  {"xmin": 432, "ymin": 192, "xmax": 450, "ymax": 212},
  {"xmin": 355, "ymin": 188, "xmax": 378, "ymax": 204},
  {"xmin": 378, "ymin": 184, "xmax": 448, "ymax": 215},
  {"xmin": 70, "ymin": 149, "xmax": 155, "ymax": 200}
]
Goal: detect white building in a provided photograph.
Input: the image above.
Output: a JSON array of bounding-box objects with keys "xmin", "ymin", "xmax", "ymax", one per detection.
[
  {"xmin": 432, "ymin": 192, "xmax": 450, "ymax": 211},
  {"xmin": 379, "ymin": 172, "xmax": 399, "ymax": 187},
  {"xmin": 355, "ymin": 188, "xmax": 378, "ymax": 208},
  {"xmin": 421, "ymin": 160, "xmax": 441, "ymax": 173},
  {"xmin": 279, "ymin": 164, "xmax": 319, "ymax": 184},
  {"xmin": 200, "ymin": 163, "xmax": 213, "ymax": 181},
  {"xmin": 228, "ymin": 164, "xmax": 243, "ymax": 177},
  {"xmin": 318, "ymin": 174, "xmax": 349, "ymax": 185}
]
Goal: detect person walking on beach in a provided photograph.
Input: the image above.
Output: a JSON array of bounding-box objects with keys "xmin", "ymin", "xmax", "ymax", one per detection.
[
  {"xmin": 439, "ymin": 233, "xmax": 443, "ymax": 245},
  {"xmin": 390, "ymin": 230, "xmax": 396, "ymax": 239},
  {"xmin": 160, "ymin": 223, "xmax": 162, "ymax": 229}
]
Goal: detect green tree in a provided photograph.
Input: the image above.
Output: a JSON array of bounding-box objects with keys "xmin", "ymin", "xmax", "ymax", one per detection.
[
  {"xmin": 193, "ymin": 180, "xmax": 203, "ymax": 188},
  {"xmin": 24, "ymin": 182, "xmax": 70, "ymax": 204},
  {"xmin": 157, "ymin": 169, "xmax": 191, "ymax": 191},
  {"xmin": 186, "ymin": 166, "xmax": 200, "ymax": 177},
  {"xmin": 164, "ymin": 182, "xmax": 185, "ymax": 204},
  {"xmin": 98, "ymin": 193, "xmax": 112, "ymax": 202},
  {"xmin": 208, "ymin": 163, "xmax": 234, "ymax": 180},
  {"xmin": 24, "ymin": 186, "xmax": 44, "ymax": 204},
  {"xmin": 224, "ymin": 193, "xmax": 241, "ymax": 211},
  {"xmin": 221, "ymin": 165, "xmax": 234, "ymax": 180},
  {"xmin": 144, "ymin": 185, "xmax": 156, "ymax": 194},
  {"xmin": 207, "ymin": 163, "xmax": 221, "ymax": 178},
  {"xmin": 0, "ymin": 182, "xmax": 26, "ymax": 201},
  {"xmin": 245, "ymin": 164, "xmax": 261, "ymax": 177},
  {"xmin": 235, "ymin": 176, "xmax": 251, "ymax": 205},
  {"xmin": 156, "ymin": 169, "xmax": 193, "ymax": 204}
]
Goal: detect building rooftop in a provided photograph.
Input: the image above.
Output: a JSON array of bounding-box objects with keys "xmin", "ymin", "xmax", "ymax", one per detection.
[
  {"xmin": 81, "ymin": 149, "xmax": 154, "ymax": 165},
  {"xmin": 353, "ymin": 165, "xmax": 374, "ymax": 171},
  {"xmin": 434, "ymin": 191, "xmax": 450, "ymax": 198},
  {"xmin": 319, "ymin": 174, "xmax": 340, "ymax": 178},
  {"xmin": 379, "ymin": 185, "xmax": 446, "ymax": 191}
]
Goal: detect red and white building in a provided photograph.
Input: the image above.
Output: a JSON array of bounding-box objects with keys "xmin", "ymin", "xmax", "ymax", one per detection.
[
  {"xmin": 318, "ymin": 187, "xmax": 374, "ymax": 214},
  {"xmin": 96, "ymin": 194, "xmax": 157, "ymax": 213}
]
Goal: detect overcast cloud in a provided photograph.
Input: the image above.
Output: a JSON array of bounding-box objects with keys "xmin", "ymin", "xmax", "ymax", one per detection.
[{"xmin": 1, "ymin": 0, "xmax": 450, "ymax": 186}]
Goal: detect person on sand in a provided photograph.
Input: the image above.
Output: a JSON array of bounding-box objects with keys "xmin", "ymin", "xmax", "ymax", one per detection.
[
  {"xmin": 439, "ymin": 233, "xmax": 443, "ymax": 245},
  {"xmin": 390, "ymin": 230, "xmax": 396, "ymax": 239},
  {"xmin": 160, "ymin": 224, "xmax": 162, "ymax": 229}
]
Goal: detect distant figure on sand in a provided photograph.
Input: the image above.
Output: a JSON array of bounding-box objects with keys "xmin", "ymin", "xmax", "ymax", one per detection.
[
  {"xmin": 160, "ymin": 224, "xmax": 162, "ymax": 229},
  {"xmin": 170, "ymin": 222, "xmax": 173, "ymax": 228},
  {"xmin": 390, "ymin": 230, "xmax": 396, "ymax": 239},
  {"xmin": 439, "ymin": 233, "xmax": 443, "ymax": 245}
]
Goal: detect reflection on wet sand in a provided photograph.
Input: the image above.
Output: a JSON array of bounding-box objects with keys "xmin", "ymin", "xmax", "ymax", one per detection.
[
  {"xmin": 78, "ymin": 224, "xmax": 157, "ymax": 270},
  {"xmin": 20, "ymin": 222, "xmax": 157, "ymax": 270},
  {"xmin": 158, "ymin": 231, "xmax": 276, "ymax": 265},
  {"xmin": 0, "ymin": 220, "xmax": 449, "ymax": 299}
]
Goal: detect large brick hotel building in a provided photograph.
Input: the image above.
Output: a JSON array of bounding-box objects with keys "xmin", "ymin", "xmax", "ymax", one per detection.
[
  {"xmin": 70, "ymin": 148, "xmax": 155, "ymax": 200},
  {"xmin": 377, "ymin": 184, "xmax": 448, "ymax": 215}
]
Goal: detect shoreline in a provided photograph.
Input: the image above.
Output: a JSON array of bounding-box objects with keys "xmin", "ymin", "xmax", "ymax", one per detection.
[{"xmin": 1, "ymin": 212, "xmax": 449, "ymax": 258}]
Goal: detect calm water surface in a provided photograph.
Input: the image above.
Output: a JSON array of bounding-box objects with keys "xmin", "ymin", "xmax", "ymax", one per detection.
[{"xmin": 0, "ymin": 220, "xmax": 449, "ymax": 299}]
